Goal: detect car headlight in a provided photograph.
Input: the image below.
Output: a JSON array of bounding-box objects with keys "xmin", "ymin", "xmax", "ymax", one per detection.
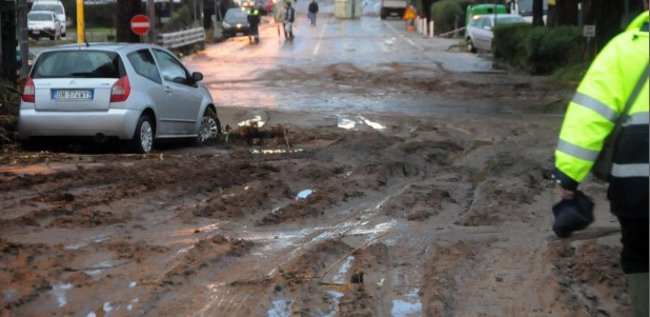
[{"xmin": 223, "ymin": 21, "xmax": 231, "ymax": 28}]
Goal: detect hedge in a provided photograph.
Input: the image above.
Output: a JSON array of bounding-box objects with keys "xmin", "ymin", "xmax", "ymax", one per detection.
[
  {"xmin": 430, "ymin": 0, "xmax": 464, "ymax": 34},
  {"xmin": 493, "ymin": 24, "xmax": 584, "ymax": 74}
]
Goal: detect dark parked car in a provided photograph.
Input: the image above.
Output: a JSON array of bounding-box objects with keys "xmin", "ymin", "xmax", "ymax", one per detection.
[{"xmin": 222, "ymin": 8, "xmax": 251, "ymax": 38}]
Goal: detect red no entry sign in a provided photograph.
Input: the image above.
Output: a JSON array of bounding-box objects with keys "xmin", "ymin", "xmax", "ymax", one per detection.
[{"xmin": 130, "ymin": 14, "xmax": 151, "ymax": 36}]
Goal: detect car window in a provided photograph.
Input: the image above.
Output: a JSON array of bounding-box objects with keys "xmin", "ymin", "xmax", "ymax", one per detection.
[
  {"xmin": 32, "ymin": 4, "xmax": 63, "ymax": 14},
  {"xmin": 484, "ymin": 18, "xmax": 493, "ymax": 28},
  {"xmin": 152, "ymin": 49, "xmax": 188, "ymax": 84},
  {"xmin": 32, "ymin": 50, "xmax": 124, "ymax": 79},
  {"xmin": 225, "ymin": 8, "xmax": 246, "ymax": 20},
  {"xmin": 128, "ymin": 49, "xmax": 162, "ymax": 84},
  {"xmin": 28, "ymin": 12, "xmax": 54, "ymax": 21},
  {"xmin": 495, "ymin": 16, "xmax": 525, "ymax": 25}
]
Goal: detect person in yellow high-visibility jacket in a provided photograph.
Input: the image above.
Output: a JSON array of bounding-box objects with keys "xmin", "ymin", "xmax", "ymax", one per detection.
[
  {"xmin": 552, "ymin": 6, "xmax": 648, "ymax": 317},
  {"xmin": 403, "ymin": 4, "xmax": 416, "ymax": 31}
]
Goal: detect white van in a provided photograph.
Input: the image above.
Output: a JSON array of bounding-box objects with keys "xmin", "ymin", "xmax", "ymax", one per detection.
[
  {"xmin": 30, "ymin": 0, "xmax": 66, "ymax": 37},
  {"xmin": 380, "ymin": 0, "xmax": 407, "ymax": 20}
]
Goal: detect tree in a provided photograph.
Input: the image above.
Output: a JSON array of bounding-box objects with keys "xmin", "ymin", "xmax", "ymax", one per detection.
[
  {"xmin": 555, "ymin": 0, "xmax": 578, "ymax": 26},
  {"xmin": 582, "ymin": 0, "xmax": 625, "ymax": 50},
  {"xmin": 532, "ymin": 0, "xmax": 543, "ymax": 26},
  {"xmin": 116, "ymin": 0, "xmax": 142, "ymax": 43},
  {"xmin": 0, "ymin": 0, "xmax": 17, "ymax": 82}
]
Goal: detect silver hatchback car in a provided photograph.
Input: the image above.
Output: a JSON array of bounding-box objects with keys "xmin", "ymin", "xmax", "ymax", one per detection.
[{"xmin": 18, "ymin": 43, "xmax": 221, "ymax": 153}]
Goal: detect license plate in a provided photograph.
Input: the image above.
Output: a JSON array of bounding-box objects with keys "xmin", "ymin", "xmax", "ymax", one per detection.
[{"xmin": 52, "ymin": 89, "xmax": 94, "ymax": 100}]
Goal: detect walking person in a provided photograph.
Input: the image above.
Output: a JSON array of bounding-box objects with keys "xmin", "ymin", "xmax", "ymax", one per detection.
[
  {"xmin": 551, "ymin": 6, "xmax": 648, "ymax": 317},
  {"xmin": 284, "ymin": 1, "xmax": 296, "ymax": 40},
  {"xmin": 308, "ymin": 0, "xmax": 319, "ymax": 26},
  {"xmin": 247, "ymin": 6, "xmax": 261, "ymax": 43},
  {"xmin": 274, "ymin": 0, "xmax": 286, "ymax": 39}
]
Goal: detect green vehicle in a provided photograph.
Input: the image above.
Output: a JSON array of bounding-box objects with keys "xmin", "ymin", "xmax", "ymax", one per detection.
[{"xmin": 465, "ymin": 4, "xmax": 507, "ymax": 26}]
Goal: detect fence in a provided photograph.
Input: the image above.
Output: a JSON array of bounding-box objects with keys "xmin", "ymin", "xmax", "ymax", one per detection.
[{"xmin": 157, "ymin": 27, "xmax": 205, "ymax": 49}]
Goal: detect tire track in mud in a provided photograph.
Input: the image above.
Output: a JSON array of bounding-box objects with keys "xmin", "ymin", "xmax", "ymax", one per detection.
[{"xmin": 1, "ymin": 117, "xmax": 630, "ymax": 316}]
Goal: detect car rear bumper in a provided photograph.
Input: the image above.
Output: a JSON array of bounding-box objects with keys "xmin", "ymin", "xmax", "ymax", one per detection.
[
  {"xmin": 29, "ymin": 28, "xmax": 55, "ymax": 37},
  {"xmin": 223, "ymin": 27, "xmax": 251, "ymax": 37},
  {"xmin": 18, "ymin": 108, "xmax": 141, "ymax": 140}
]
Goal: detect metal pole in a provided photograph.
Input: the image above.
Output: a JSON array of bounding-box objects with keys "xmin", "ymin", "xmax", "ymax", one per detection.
[
  {"xmin": 147, "ymin": 0, "xmax": 156, "ymax": 43},
  {"xmin": 76, "ymin": 0, "xmax": 85, "ymax": 44},
  {"xmin": 17, "ymin": 0, "xmax": 28, "ymax": 78}
]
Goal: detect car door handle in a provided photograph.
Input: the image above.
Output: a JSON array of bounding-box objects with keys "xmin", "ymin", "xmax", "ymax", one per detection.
[{"xmin": 164, "ymin": 86, "xmax": 172, "ymax": 94}]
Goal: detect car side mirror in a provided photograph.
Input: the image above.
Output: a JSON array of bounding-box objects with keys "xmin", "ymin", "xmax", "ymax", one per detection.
[{"xmin": 191, "ymin": 72, "xmax": 203, "ymax": 83}]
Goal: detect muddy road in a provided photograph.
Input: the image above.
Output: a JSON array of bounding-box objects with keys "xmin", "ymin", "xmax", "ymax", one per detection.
[{"xmin": 1, "ymin": 9, "xmax": 633, "ymax": 317}]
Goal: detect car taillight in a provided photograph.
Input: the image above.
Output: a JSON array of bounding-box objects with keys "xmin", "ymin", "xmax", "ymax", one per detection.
[
  {"xmin": 22, "ymin": 77, "xmax": 35, "ymax": 103},
  {"xmin": 110, "ymin": 76, "xmax": 131, "ymax": 103}
]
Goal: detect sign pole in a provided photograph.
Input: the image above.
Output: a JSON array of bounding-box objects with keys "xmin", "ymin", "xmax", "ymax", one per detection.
[{"xmin": 76, "ymin": 0, "xmax": 85, "ymax": 44}]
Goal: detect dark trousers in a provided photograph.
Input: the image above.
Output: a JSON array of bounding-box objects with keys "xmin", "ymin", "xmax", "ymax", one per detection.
[
  {"xmin": 611, "ymin": 193, "xmax": 649, "ymax": 274},
  {"xmin": 616, "ymin": 216, "xmax": 649, "ymax": 274}
]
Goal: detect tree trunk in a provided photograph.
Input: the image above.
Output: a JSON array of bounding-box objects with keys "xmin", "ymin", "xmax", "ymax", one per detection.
[
  {"xmin": 532, "ymin": 0, "xmax": 544, "ymax": 26},
  {"xmin": 0, "ymin": 0, "xmax": 17, "ymax": 83},
  {"xmin": 582, "ymin": 0, "xmax": 625, "ymax": 51},
  {"xmin": 556, "ymin": 0, "xmax": 578, "ymax": 26},
  {"xmin": 116, "ymin": 0, "xmax": 143, "ymax": 43}
]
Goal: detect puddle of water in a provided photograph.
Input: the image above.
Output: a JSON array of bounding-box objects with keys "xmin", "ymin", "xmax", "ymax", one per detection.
[
  {"xmin": 268, "ymin": 299, "xmax": 293, "ymax": 317},
  {"xmin": 103, "ymin": 302, "xmax": 114, "ymax": 313},
  {"xmin": 319, "ymin": 291, "xmax": 344, "ymax": 317},
  {"xmin": 332, "ymin": 256, "xmax": 355, "ymax": 285},
  {"xmin": 51, "ymin": 283, "xmax": 73, "ymax": 308},
  {"xmin": 361, "ymin": 118, "xmax": 386, "ymax": 130},
  {"xmin": 391, "ymin": 299, "xmax": 422, "ymax": 317},
  {"xmin": 250, "ymin": 148, "xmax": 304, "ymax": 155},
  {"xmin": 337, "ymin": 115, "xmax": 385, "ymax": 131},
  {"xmin": 296, "ymin": 189, "xmax": 313, "ymax": 200},
  {"xmin": 337, "ymin": 118, "xmax": 357, "ymax": 130},
  {"xmin": 238, "ymin": 115, "xmax": 266, "ymax": 128},
  {"xmin": 391, "ymin": 288, "xmax": 422, "ymax": 317},
  {"xmin": 64, "ymin": 242, "xmax": 86, "ymax": 250},
  {"xmin": 347, "ymin": 220, "xmax": 396, "ymax": 236},
  {"xmin": 65, "ymin": 234, "xmax": 109, "ymax": 250}
]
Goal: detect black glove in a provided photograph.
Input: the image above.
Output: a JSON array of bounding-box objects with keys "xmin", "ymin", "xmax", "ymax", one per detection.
[{"xmin": 552, "ymin": 190, "xmax": 595, "ymax": 238}]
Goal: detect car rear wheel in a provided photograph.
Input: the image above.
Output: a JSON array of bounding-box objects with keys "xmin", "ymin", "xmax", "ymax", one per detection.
[
  {"xmin": 197, "ymin": 108, "xmax": 221, "ymax": 144},
  {"xmin": 131, "ymin": 115, "xmax": 154, "ymax": 153}
]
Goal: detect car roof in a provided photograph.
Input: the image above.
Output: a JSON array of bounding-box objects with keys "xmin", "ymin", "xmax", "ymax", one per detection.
[
  {"xmin": 29, "ymin": 10, "xmax": 56, "ymax": 15},
  {"xmin": 476, "ymin": 13, "xmax": 524, "ymax": 20},
  {"xmin": 39, "ymin": 43, "xmax": 168, "ymax": 55}
]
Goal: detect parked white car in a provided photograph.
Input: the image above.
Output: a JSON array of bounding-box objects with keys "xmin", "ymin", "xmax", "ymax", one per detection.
[
  {"xmin": 28, "ymin": 10, "xmax": 61, "ymax": 40},
  {"xmin": 30, "ymin": 0, "xmax": 67, "ymax": 37},
  {"xmin": 18, "ymin": 43, "xmax": 221, "ymax": 153},
  {"xmin": 465, "ymin": 13, "xmax": 526, "ymax": 53}
]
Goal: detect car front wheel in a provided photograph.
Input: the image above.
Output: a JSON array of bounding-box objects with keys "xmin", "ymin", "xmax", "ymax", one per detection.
[
  {"xmin": 467, "ymin": 38, "xmax": 477, "ymax": 53},
  {"xmin": 197, "ymin": 108, "xmax": 221, "ymax": 144},
  {"xmin": 132, "ymin": 115, "xmax": 154, "ymax": 153}
]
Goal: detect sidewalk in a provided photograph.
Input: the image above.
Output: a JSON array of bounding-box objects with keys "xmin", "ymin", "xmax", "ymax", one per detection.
[{"xmin": 381, "ymin": 18, "xmax": 497, "ymax": 73}]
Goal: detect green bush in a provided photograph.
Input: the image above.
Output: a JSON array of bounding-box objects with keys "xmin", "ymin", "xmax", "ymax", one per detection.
[
  {"xmin": 162, "ymin": 5, "xmax": 193, "ymax": 32},
  {"xmin": 430, "ymin": 0, "xmax": 464, "ymax": 34},
  {"xmin": 494, "ymin": 24, "xmax": 584, "ymax": 75},
  {"xmin": 85, "ymin": 4, "xmax": 116, "ymax": 28}
]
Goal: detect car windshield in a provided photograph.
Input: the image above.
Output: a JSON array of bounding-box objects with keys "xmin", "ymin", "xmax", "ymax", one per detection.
[
  {"xmin": 32, "ymin": 4, "xmax": 63, "ymax": 14},
  {"xmin": 225, "ymin": 9, "xmax": 246, "ymax": 20},
  {"xmin": 28, "ymin": 12, "xmax": 53, "ymax": 21},
  {"xmin": 32, "ymin": 50, "xmax": 124, "ymax": 79},
  {"xmin": 495, "ymin": 16, "xmax": 525, "ymax": 24}
]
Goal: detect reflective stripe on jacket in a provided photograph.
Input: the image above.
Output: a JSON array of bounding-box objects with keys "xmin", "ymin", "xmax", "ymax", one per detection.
[{"xmin": 553, "ymin": 11, "xmax": 649, "ymax": 192}]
